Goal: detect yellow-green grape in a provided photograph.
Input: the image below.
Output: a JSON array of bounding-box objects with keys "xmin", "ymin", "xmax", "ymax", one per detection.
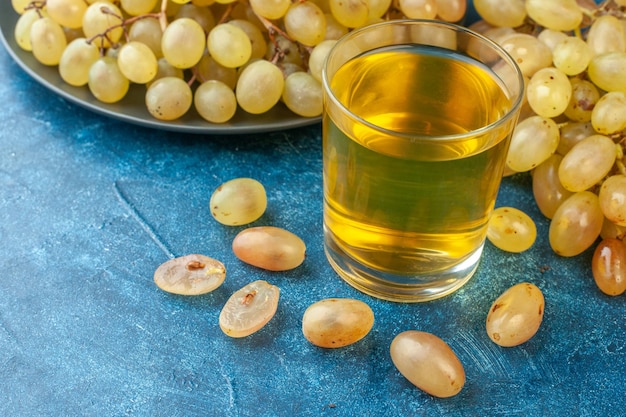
[
  {"xmin": 88, "ymin": 56, "xmax": 130, "ymax": 103},
  {"xmin": 195, "ymin": 55, "xmax": 238, "ymax": 89},
  {"xmin": 564, "ymin": 78, "xmax": 600, "ymax": 123},
  {"xmin": 487, "ymin": 207, "xmax": 537, "ymax": 253},
  {"xmin": 526, "ymin": 67, "xmax": 571, "ymax": 118},
  {"xmin": 210, "ymin": 177, "xmax": 267, "ymax": 224},
  {"xmin": 592, "ymin": 238, "xmax": 626, "ymax": 296},
  {"xmin": 552, "ymin": 36, "xmax": 591, "ymax": 76},
  {"xmin": 308, "ymin": 40, "xmax": 336, "ymax": 82},
  {"xmin": 282, "ymin": 72, "xmax": 323, "ymax": 118},
  {"xmin": 499, "ymin": 33, "xmax": 553, "ymax": 77},
  {"xmin": 161, "ymin": 17, "xmax": 206, "ymax": 69},
  {"xmin": 29, "ymin": 16, "xmax": 67, "ymax": 66},
  {"xmin": 537, "ymin": 29, "xmax": 569, "ymax": 51},
  {"xmin": 549, "ymin": 191, "xmax": 604, "ymax": 257},
  {"xmin": 12, "ymin": 0, "xmax": 31, "ymax": 13},
  {"xmin": 117, "ymin": 41, "xmax": 158, "ymax": 84},
  {"xmin": 368, "ymin": 0, "xmax": 392, "ymax": 19},
  {"xmin": 472, "ymin": 0, "xmax": 526, "ymax": 28},
  {"xmin": 506, "ymin": 115, "xmax": 559, "ymax": 172},
  {"xmin": 586, "ymin": 15, "xmax": 626, "ymax": 57},
  {"xmin": 390, "ymin": 331, "xmax": 465, "ymax": 398},
  {"xmin": 302, "ymin": 298, "xmax": 374, "ymax": 348},
  {"xmin": 14, "ymin": 9, "xmax": 42, "ymax": 51},
  {"xmin": 219, "ymin": 280, "xmax": 280, "ymax": 338},
  {"xmin": 121, "ymin": 0, "xmax": 158, "ymax": 16},
  {"xmin": 232, "ymin": 226, "xmax": 306, "ymax": 271},
  {"xmin": 249, "ymin": 0, "xmax": 291, "ymax": 20},
  {"xmin": 228, "ymin": 19, "xmax": 267, "ymax": 60},
  {"xmin": 175, "ymin": 3, "xmax": 216, "ymax": 33},
  {"xmin": 46, "ymin": 0, "xmax": 88, "ymax": 29},
  {"xmin": 128, "ymin": 17, "xmax": 163, "ymax": 58},
  {"xmin": 194, "ymin": 80, "xmax": 237, "ymax": 124},
  {"xmin": 284, "ymin": 1, "xmax": 326, "ymax": 47},
  {"xmin": 434, "ymin": 0, "xmax": 466, "ymax": 22},
  {"xmin": 153, "ymin": 254, "xmax": 226, "ymax": 295},
  {"xmin": 587, "ymin": 52, "xmax": 626, "ymax": 93},
  {"xmin": 145, "ymin": 76, "xmax": 192, "ymax": 120},
  {"xmin": 558, "ymin": 134, "xmax": 616, "ymax": 192},
  {"xmin": 324, "ymin": 13, "xmax": 348, "ymax": 40},
  {"xmin": 328, "ymin": 0, "xmax": 368, "ymax": 28},
  {"xmin": 591, "ymin": 92, "xmax": 626, "ymax": 136},
  {"xmin": 599, "ymin": 175, "xmax": 626, "ymax": 227},
  {"xmin": 486, "ymin": 282, "xmax": 545, "ymax": 347},
  {"xmin": 236, "ymin": 60, "xmax": 284, "ymax": 114},
  {"xmin": 525, "ymin": 0, "xmax": 582, "ymax": 32},
  {"xmin": 149, "ymin": 57, "xmax": 184, "ymax": 86},
  {"xmin": 397, "ymin": 0, "xmax": 438, "ymax": 20},
  {"xmin": 532, "ymin": 154, "xmax": 573, "ymax": 219},
  {"xmin": 59, "ymin": 38, "xmax": 100, "ymax": 86},
  {"xmin": 82, "ymin": 1, "xmax": 124, "ymax": 49},
  {"xmin": 207, "ymin": 23, "xmax": 252, "ymax": 69}
]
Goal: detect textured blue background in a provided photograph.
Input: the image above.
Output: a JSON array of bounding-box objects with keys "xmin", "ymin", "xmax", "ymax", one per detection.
[{"xmin": 1, "ymin": 18, "xmax": 625, "ymax": 417}]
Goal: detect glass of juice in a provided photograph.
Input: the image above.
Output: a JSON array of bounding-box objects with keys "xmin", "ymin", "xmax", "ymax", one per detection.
[{"xmin": 322, "ymin": 19, "xmax": 524, "ymax": 302}]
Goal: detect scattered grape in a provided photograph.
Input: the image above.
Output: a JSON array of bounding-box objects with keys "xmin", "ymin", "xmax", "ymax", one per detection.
[
  {"xmin": 219, "ymin": 280, "xmax": 280, "ymax": 338},
  {"xmin": 485, "ymin": 282, "xmax": 544, "ymax": 347},
  {"xmin": 154, "ymin": 254, "xmax": 226, "ymax": 295},
  {"xmin": 302, "ymin": 298, "xmax": 374, "ymax": 348},
  {"xmin": 209, "ymin": 178, "xmax": 267, "ymax": 225},
  {"xmin": 487, "ymin": 207, "xmax": 537, "ymax": 253},
  {"xmin": 592, "ymin": 239, "xmax": 626, "ymax": 296},
  {"xmin": 232, "ymin": 226, "xmax": 306, "ymax": 271}
]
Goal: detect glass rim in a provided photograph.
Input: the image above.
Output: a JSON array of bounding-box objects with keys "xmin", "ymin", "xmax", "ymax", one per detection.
[{"xmin": 321, "ymin": 19, "xmax": 525, "ymax": 142}]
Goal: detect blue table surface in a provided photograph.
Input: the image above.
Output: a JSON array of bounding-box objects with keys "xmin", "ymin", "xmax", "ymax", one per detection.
[{"xmin": 1, "ymin": 18, "xmax": 625, "ymax": 417}]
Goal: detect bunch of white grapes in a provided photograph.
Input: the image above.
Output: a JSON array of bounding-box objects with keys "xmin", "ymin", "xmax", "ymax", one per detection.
[
  {"xmin": 472, "ymin": 0, "xmax": 626, "ymax": 295},
  {"xmin": 11, "ymin": 0, "xmax": 467, "ymax": 124}
]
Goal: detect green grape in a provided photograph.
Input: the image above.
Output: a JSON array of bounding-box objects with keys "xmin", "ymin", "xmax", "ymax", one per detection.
[
  {"xmin": 195, "ymin": 54, "xmax": 238, "ymax": 89},
  {"xmin": 282, "ymin": 72, "xmax": 323, "ymax": 117},
  {"xmin": 59, "ymin": 38, "xmax": 100, "ymax": 87},
  {"xmin": 219, "ymin": 280, "xmax": 280, "ymax": 338},
  {"xmin": 328, "ymin": 0, "xmax": 368, "ymax": 28},
  {"xmin": 309, "ymin": 40, "xmax": 336, "ymax": 82},
  {"xmin": 117, "ymin": 41, "xmax": 158, "ymax": 84},
  {"xmin": 549, "ymin": 191, "xmax": 604, "ymax": 257},
  {"xmin": 397, "ymin": 0, "xmax": 438, "ymax": 20},
  {"xmin": 145, "ymin": 76, "xmax": 193, "ymax": 120},
  {"xmin": 592, "ymin": 238, "xmax": 626, "ymax": 296},
  {"xmin": 498, "ymin": 33, "xmax": 553, "ymax": 77},
  {"xmin": 121, "ymin": 0, "xmax": 158, "ymax": 16},
  {"xmin": 472, "ymin": 0, "xmax": 526, "ymax": 28},
  {"xmin": 249, "ymin": 0, "xmax": 291, "ymax": 20},
  {"xmin": 564, "ymin": 78, "xmax": 600, "ymax": 123},
  {"xmin": 284, "ymin": 1, "xmax": 326, "ymax": 47},
  {"xmin": 532, "ymin": 154, "xmax": 573, "ymax": 219},
  {"xmin": 506, "ymin": 115, "xmax": 559, "ymax": 172},
  {"xmin": 587, "ymin": 52, "xmax": 626, "ymax": 93},
  {"xmin": 46, "ymin": 0, "xmax": 88, "ymax": 29},
  {"xmin": 207, "ymin": 23, "xmax": 252, "ymax": 69},
  {"xmin": 232, "ymin": 226, "xmax": 306, "ymax": 271},
  {"xmin": 586, "ymin": 15, "xmax": 626, "ymax": 57},
  {"xmin": 30, "ymin": 16, "xmax": 67, "ymax": 66},
  {"xmin": 552, "ymin": 36, "xmax": 591, "ymax": 76},
  {"xmin": 82, "ymin": 1, "xmax": 124, "ymax": 49},
  {"xmin": 558, "ymin": 135, "xmax": 616, "ymax": 192},
  {"xmin": 14, "ymin": 9, "xmax": 42, "ymax": 52},
  {"xmin": 487, "ymin": 207, "xmax": 537, "ymax": 253},
  {"xmin": 128, "ymin": 17, "xmax": 164, "ymax": 58},
  {"xmin": 228, "ymin": 19, "xmax": 267, "ymax": 60},
  {"xmin": 161, "ymin": 17, "xmax": 206, "ymax": 69},
  {"xmin": 302, "ymin": 298, "xmax": 374, "ymax": 348},
  {"xmin": 591, "ymin": 92, "xmax": 626, "ymax": 136},
  {"xmin": 525, "ymin": 0, "xmax": 582, "ymax": 32},
  {"xmin": 175, "ymin": 3, "xmax": 216, "ymax": 32},
  {"xmin": 210, "ymin": 178, "xmax": 267, "ymax": 225},
  {"xmin": 88, "ymin": 56, "xmax": 130, "ymax": 103},
  {"xmin": 194, "ymin": 80, "xmax": 238, "ymax": 124},
  {"xmin": 236, "ymin": 60, "xmax": 284, "ymax": 114},
  {"xmin": 526, "ymin": 67, "xmax": 571, "ymax": 118},
  {"xmin": 599, "ymin": 175, "xmax": 626, "ymax": 227}
]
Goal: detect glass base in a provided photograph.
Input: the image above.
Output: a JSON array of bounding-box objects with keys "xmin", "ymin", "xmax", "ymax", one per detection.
[{"xmin": 324, "ymin": 231, "xmax": 482, "ymax": 303}]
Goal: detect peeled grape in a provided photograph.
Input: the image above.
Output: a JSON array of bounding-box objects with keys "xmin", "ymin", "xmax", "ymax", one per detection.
[
  {"xmin": 486, "ymin": 282, "xmax": 545, "ymax": 347},
  {"xmin": 219, "ymin": 280, "xmax": 280, "ymax": 338},
  {"xmin": 302, "ymin": 298, "xmax": 374, "ymax": 348},
  {"xmin": 558, "ymin": 134, "xmax": 616, "ymax": 192},
  {"xmin": 210, "ymin": 178, "xmax": 267, "ymax": 225},
  {"xmin": 549, "ymin": 191, "xmax": 604, "ymax": 257},
  {"xmin": 232, "ymin": 226, "xmax": 306, "ymax": 271},
  {"xmin": 487, "ymin": 207, "xmax": 537, "ymax": 253},
  {"xmin": 154, "ymin": 254, "xmax": 226, "ymax": 295},
  {"xmin": 592, "ymin": 238, "xmax": 626, "ymax": 296},
  {"xmin": 390, "ymin": 331, "xmax": 465, "ymax": 398}
]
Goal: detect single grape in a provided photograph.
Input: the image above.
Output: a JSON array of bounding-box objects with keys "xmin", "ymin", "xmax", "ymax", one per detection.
[
  {"xmin": 586, "ymin": 15, "xmax": 626, "ymax": 57},
  {"xmin": 153, "ymin": 254, "xmax": 226, "ymax": 295},
  {"xmin": 14, "ymin": 9, "xmax": 44, "ymax": 52},
  {"xmin": 120, "ymin": 0, "xmax": 158, "ymax": 16},
  {"xmin": 284, "ymin": 1, "xmax": 326, "ymax": 47},
  {"xmin": 525, "ymin": 0, "xmax": 582, "ymax": 32},
  {"xmin": 591, "ymin": 92, "xmax": 626, "ymax": 136},
  {"xmin": 232, "ymin": 226, "xmax": 306, "ymax": 271},
  {"xmin": 487, "ymin": 207, "xmax": 537, "ymax": 253},
  {"xmin": 308, "ymin": 40, "xmax": 336, "ymax": 82},
  {"xmin": 209, "ymin": 178, "xmax": 267, "ymax": 225},
  {"xmin": 599, "ymin": 175, "xmax": 626, "ymax": 227},
  {"xmin": 249, "ymin": 0, "xmax": 291, "ymax": 20},
  {"xmin": 588, "ymin": 52, "xmax": 626, "ymax": 93},
  {"xmin": 397, "ymin": 0, "xmax": 438, "ymax": 20},
  {"xmin": 434, "ymin": 0, "xmax": 466, "ymax": 22},
  {"xmin": 29, "ymin": 16, "xmax": 67, "ymax": 66},
  {"xmin": 228, "ymin": 19, "xmax": 267, "ymax": 60},
  {"xmin": 592, "ymin": 238, "xmax": 626, "ymax": 296},
  {"xmin": 537, "ymin": 29, "xmax": 569, "ymax": 51},
  {"xmin": 128, "ymin": 17, "xmax": 164, "ymax": 58},
  {"xmin": 46, "ymin": 0, "xmax": 88, "ymax": 29},
  {"xmin": 390, "ymin": 331, "xmax": 465, "ymax": 398},
  {"xmin": 175, "ymin": 3, "xmax": 216, "ymax": 32},
  {"xmin": 145, "ymin": 76, "xmax": 193, "ymax": 120},
  {"xmin": 486, "ymin": 282, "xmax": 545, "ymax": 347},
  {"xmin": 526, "ymin": 67, "xmax": 572, "ymax": 118},
  {"xmin": 82, "ymin": 1, "xmax": 124, "ymax": 49},
  {"xmin": 328, "ymin": 0, "xmax": 368, "ymax": 28},
  {"xmin": 552, "ymin": 36, "xmax": 591, "ymax": 76},
  {"xmin": 564, "ymin": 78, "xmax": 600, "ymax": 123},
  {"xmin": 161, "ymin": 17, "xmax": 206, "ymax": 69},
  {"xmin": 236, "ymin": 60, "xmax": 284, "ymax": 114},
  {"xmin": 498, "ymin": 33, "xmax": 553, "ymax": 77},
  {"xmin": 207, "ymin": 23, "xmax": 252, "ymax": 69},
  {"xmin": 59, "ymin": 38, "xmax": 100, "ymax": 87},
  {"xmin": 506, "ymin": 115, "xmax": 559, "ymax": 172},
  {"xmin": 194, "ymin": 80, "xmax": 238, "ymax": 124},
  {"xmin": 282, "ymin": 72, "xmax": 323, "ymax": 118},
  {"xmin": 302, "ymin": 298, "xmax": 374, "ymax": 348},
  {"xmin": 472, "ymin": 0, "xmax": 526, "ymax": 28},
  {"xmin": 149, "ymin": 57, "xmax": 184, "ymax": 86},
  {"xmin": 195, "ymin": 54, "xmax": 238, "ymax": 89},
  {"xmin": 532, "ymin": 154, "xmax": 573, "ymax": 219},
  {"xmin": 117, "ymin": 41, "xmax": 158, "ymax": 84},
  {"xmin": 88, "ymin": 56, "xmax": 130, "ymax": 103},
  {"xmin": 558, "ymin": 134, "xmax": 616, "ymax": 192},
  {"xmin": 219, "ymin": 280, "xmax": 280, "ymax": 338},
  {"xmin": 557, "ymin": 121, "xmax": 594, "ymax": 156}
]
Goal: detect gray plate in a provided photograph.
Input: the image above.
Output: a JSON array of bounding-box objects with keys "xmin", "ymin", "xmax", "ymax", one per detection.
[{"xmin": 0, "ymin": 4, "xmax": 321, "ymax": 135}]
